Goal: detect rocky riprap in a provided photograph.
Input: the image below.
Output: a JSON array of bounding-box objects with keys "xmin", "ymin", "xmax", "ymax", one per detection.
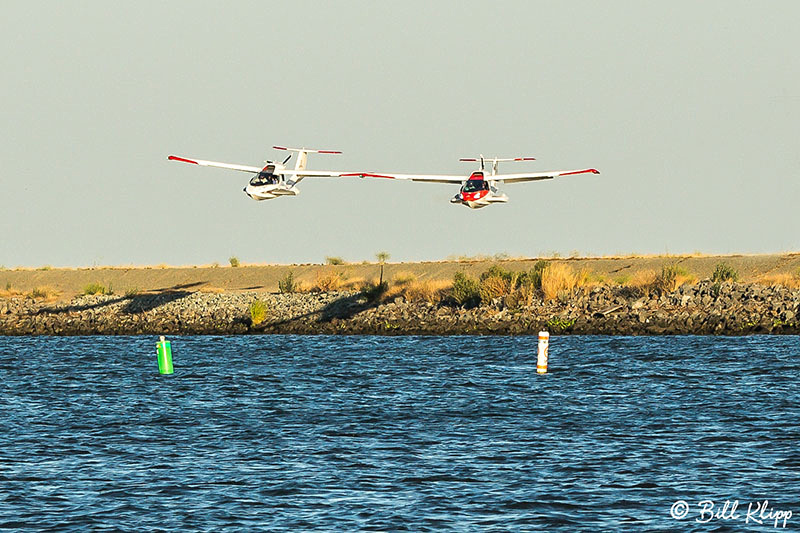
[{"xmin": 1, "ymin": 280, "xmax": 798, "ymax": 336}]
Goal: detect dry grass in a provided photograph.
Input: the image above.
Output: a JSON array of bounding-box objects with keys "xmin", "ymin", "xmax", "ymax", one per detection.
[
  {"xmin": 340, "ymin": 276, "xmax": 365, "ymax": 291},
  {"xmin": 26, "ymin": 286, "xmax": 60, "ymax": 301},
  {"xmin": 627, "ymin": 269, "xmax": 657, "ymax": 295},
  {"xmin": 757, "ymin": 273, "xmax": 800, "ymax": 289},
  {"xmin": 479, "ymin": 274, "xmax": 515, "ymax": 303},
  {"xmin": 405, "ymin": 279, "xmax": 451, "ymax": 303},
  {"xmin": 0, "ymin": 287, "xmax": 24, "ymax": 299},
  {"xmin": 392, "ymin": 271, "xmax": 417, "ymax": 286},
  {"xmin": 197, "ymin": 286, "xmax": 225, "ymax": 294},
  {"xmin": 385, "ymin": 279, "xmax": 451, "ymax": 304},
  {"xmin": 313, "ymin": 271, "xmax": 343, "ymax": 292},
  {"xmin": 541, "ymin": 263, "xmax": 582, "ymax": 301}
]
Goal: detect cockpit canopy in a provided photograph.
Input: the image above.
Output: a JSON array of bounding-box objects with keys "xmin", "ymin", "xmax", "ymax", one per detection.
[
  {"xmin": 250, "ymin": 164, "xmax": 279, "ymax": 186},
  {"xmin": 462, "ymin": 179, "xmax": 489, "ymax": 193}
]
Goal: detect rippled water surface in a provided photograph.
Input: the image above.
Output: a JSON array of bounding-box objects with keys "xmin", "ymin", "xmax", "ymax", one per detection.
[{"xmin": 1, "ymin": 335, "xmax": 798, "ymax": 531}]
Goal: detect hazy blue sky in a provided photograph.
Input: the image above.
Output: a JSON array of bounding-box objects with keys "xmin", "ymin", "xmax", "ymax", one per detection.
[{"xmin": 2, "ymin": 1, "xmax": 798, "ymax": 267}]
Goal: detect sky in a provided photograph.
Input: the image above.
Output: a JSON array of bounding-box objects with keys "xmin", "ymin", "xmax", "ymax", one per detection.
[{"xmin": 1, "ymin": 1, "xmax": 799, "ymax": 267}]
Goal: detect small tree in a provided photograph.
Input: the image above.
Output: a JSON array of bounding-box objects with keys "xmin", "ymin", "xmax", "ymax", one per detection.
[
  {"xmin": 375, "ymin": 251, "xmax": 390, "ymax": 284},
  {"xmin": 229, "ymin": 256, "xmax": 240, "ymax": 267},
  {"xmin": 278, "ymin": 271, "xmax": 297, "ymax": 293},
  {"xmin": 711, "ymin": 263, "xmax": 738, "ymax": 283},
  {"xmin": 452, "ymin": 272, "xmax": 481, "ymax": 307}
]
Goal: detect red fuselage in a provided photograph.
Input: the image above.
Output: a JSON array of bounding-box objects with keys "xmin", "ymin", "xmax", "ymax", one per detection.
[{"xmin": 459, "ymin": 172, "xmax": 490, "ymax": 201}]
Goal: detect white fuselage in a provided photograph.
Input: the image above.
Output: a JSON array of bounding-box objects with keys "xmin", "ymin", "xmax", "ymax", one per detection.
[
  {"xmin": 242, "ymin": 162, "xmax": 299, "ymax": 200},
  {"xmin": 243, "ymin": 183, "xmax": 299, "ymax": 201}
]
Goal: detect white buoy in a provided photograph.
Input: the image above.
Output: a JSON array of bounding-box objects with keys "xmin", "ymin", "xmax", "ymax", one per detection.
[{"xmin": 537, "ymin": 331, "xmax": 549, "ymax": 374}]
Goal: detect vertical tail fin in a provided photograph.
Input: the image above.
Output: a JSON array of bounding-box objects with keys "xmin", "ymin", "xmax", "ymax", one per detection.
[{"xmin": 272, "ymin": 146, "xmax": 341, "ymax": 186}]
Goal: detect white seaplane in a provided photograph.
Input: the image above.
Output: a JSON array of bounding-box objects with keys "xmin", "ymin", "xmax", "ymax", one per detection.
[
  {"xmin": 342, "ymin": 156, "xmax": 600, "ymax": 209},
  {"xmin": 168, "ymin": 146, "xmax": 350, "ymax": 201}
]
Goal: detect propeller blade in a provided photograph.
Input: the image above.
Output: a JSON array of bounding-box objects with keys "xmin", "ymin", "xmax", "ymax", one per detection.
[{"xmin": 282, "ymin": 154, "xmax": 292, "ymax": 165}]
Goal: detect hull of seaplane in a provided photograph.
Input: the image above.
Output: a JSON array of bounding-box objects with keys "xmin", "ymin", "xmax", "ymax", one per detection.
[
  {"xmin": 450, "ymin": 192, "xmax": 509, "ymax": 209},
  {"xmin": 243, "ymin": 184, "xmax": 300, "ymax": 201}
]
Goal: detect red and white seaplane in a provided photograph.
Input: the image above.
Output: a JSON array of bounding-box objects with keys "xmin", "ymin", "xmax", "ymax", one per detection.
[
  {"xmin": 342, "ymin": 156, "xmax": 600, "ymax": 209},
  {"xmin": 168, "ymin": 146, "xmax": 350, "ymax": 201}
]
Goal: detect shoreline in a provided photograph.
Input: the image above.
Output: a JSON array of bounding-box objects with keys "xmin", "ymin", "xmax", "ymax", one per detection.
[
  {"xmin": 2, "ymin": 253, "xmax": 798, "ymax": 336},
  {"xmin": 2, "ymin": 280, "xmax": 797, "ymax": 336}
]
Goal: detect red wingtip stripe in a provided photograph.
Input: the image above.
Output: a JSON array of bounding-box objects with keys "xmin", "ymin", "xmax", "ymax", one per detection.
[
  {"xmin": 459, "ymin": 158, "xmax": 478, "ymax": 162},
  {"xmin": 514, "ymin": 157, "xmax": 537, "ymax": 161},
  {"xmin": 168, "ymin": 155, "xmax": 198, "ymax": 164},
  {"xmin": 560, "ymin": 168, "xmax": 600, "ymax": 176},
  {"xmin": 272, "ymin": 146, "xmax": 287, "ymax": 150},
  {"xmin": 317, "ymin": 150, "xmax": 342, "ymax": 154}
]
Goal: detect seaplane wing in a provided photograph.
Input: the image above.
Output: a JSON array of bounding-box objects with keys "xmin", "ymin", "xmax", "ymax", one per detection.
[
  {"xmin": 168, "ymin": 156, "xmax": 351, "ymax": 178},
  {"xmin": 167, "ymin": 155, "xmax": 262, "ymax": 173},
  {"xmin": 280, "ymin": 169, "xmax": 352, "ymax": 178},
  {"xmin": 497, "ymin": 168, "xmax": 600, "ymax": 183},
  {"xmin": 341, "ymin": 172, "xmax": 466, "ymax": 184}
]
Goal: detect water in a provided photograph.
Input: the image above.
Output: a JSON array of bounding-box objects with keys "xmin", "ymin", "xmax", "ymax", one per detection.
[{"xmin": 0, "ymin": 335, "xmax": 798, "ymax": 531}]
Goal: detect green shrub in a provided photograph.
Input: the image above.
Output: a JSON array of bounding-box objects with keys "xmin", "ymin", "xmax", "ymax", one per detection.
[
  {"xmin": 229, "ymin": 256, "xmax": 240, "ymax": 267},
  {"xmin": 480, "ymin": 265, "xmax": 515, "ymax": 283},
  {"xmin": 38, "ymin": 265, "xmax": 52, "ymax": 271},
  {"xmin": 711, "ymin": 263, "xmax": 738, "ymax": 283},
  {"xmin": 325, "ymin": 256, "xmax": 345, "ymax": 265},
  {"xmin": 29, "ymin": 287, "xmax": 56, "ymax": 299},
  {"xmin": 546, "ymin": 316, "xmax": 576, "ymax": 332},
  {"xmin": 452, "ymin": 272, "xmax": 481, "ymax": 307},
  {"xmin": 125, "ymin": 287, "xmax": 140, "ymax": 297},
  {"xmin": 653, "ymin": 264, "xmax": 679, "ymax": 294},
  {"xmin": 249, "ymin": 300, "xmax": 268, "ymax": 325},
  {"xmin": 84, "ymin": 282, "xmax": 107, "ymax": 295},
  {"xmin": 278, "ymin": 271, "xmax": 297, "ymax": 293},
  {"xmin": 525, "ymin": 260, "xmax": 548, "ymax": 291},
  {"xmin": 360, "ymin": 281, "xmax": 388, "ymax": 303}
]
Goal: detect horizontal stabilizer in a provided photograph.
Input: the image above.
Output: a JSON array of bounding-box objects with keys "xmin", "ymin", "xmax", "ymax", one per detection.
[
  {"xmin": 272, "ymin": 146, "xmax": 342, "ymax": 154},
  {"xmin": 459, "ymin": 157, "xmax": 536, "ymax": 162}
]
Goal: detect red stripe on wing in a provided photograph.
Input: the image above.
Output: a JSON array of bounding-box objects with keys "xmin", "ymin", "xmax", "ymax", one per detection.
[
  {"xmin": 168, "ymin": 156, "xmax": 198, "ymax": 164},
  {"xmin": 560, "ymin": 168, "xmax": 600, "ymax": 176}
]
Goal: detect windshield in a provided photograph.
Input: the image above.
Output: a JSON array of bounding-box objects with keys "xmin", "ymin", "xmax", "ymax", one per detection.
[
  {"xmin": 463, "ymin": 180, "xmax": 488, "ymax": 193},
  {"xmin": 250, "ymin": 166, "xmax": 278, "ymax": 186}
]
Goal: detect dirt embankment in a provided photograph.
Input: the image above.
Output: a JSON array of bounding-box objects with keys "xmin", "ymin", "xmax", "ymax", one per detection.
[{"xmin": 2, "ymin": 253, "xmax": 800, "ymax": 300}]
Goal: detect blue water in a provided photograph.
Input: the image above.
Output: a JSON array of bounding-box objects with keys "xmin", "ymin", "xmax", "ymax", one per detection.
[{"xmin": 0, "ymin": 336, "xmax": 798, "ymax": 531}]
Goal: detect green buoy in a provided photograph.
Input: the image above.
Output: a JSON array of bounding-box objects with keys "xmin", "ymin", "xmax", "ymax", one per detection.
[{"xmin": 156, "ymin": 335, "xmax": 173, "ymax": 375}]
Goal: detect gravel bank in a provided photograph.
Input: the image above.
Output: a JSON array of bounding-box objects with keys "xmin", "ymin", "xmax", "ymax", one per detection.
[{"xmin": 2, "ymin": 281, "xmax": 798, "ymax": 336}]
